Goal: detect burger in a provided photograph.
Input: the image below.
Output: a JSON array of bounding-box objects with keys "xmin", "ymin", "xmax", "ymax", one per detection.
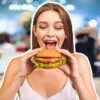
[{"xmin": 31, "ymin": 49, "xmax": 66, "ymax": 69}]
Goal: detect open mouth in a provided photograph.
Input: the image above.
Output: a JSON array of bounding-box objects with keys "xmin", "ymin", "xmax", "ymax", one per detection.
[{"xmin": 44, "ymin": 40, "xmax": 57, "ymax": 49}]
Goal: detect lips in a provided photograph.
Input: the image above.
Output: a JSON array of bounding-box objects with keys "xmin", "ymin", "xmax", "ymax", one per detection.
[{"xmin": 44, "ymin": 40, "xmax": 57, "ymax": 49}]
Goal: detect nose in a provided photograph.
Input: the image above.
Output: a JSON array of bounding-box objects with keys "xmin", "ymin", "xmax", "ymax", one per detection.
[{"xmin": 46, "ymin": 27, "xmax": 55, "ymax": 37}]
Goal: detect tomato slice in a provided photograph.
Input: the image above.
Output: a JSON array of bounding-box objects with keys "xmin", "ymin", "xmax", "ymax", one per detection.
[{"xmin": 35, "ymin": 57, "xmax": 59, "ymax": 63}]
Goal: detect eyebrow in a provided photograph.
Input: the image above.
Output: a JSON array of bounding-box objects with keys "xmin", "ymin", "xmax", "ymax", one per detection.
[
  {"xmin": 55, "ymin": 21, "xmax": 63, "ymax": 25},
  {"xmin": 38, "ymin": 21, "xmax": 47, "ymax": 24},
  {"xmin": 38, "ymin": 21, "xmax": 63, "ymax": 24}
]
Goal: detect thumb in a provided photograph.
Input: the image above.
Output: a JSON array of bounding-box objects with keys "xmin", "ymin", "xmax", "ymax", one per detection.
[{"xmin": 58, "ymin": 64, "xmax": 70, "ymax": 76}]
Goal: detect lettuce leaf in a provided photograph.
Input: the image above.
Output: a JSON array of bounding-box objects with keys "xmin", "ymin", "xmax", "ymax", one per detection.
[{"xmin": 32, "ymin": 57, "xmax": 66, "ymax": 69}]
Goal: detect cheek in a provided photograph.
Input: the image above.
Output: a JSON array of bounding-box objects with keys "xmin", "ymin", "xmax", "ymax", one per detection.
[
  {"xmin": 36, "ymin": 30, "xmax": 45, "ymax": 39},
  {"xmin": 57, "ymin": 31, "xmax": 66, "ymax": 41},
  {"xmin": 35, "ymin": 31, "xmax": 46, "ymax": 46}
]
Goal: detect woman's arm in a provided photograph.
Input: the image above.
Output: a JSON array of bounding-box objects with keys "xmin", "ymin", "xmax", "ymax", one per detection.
[
  {"xmin": 0, "ymin": 48, "xmax": 43, "ymax": 100},
  {"xmin": 0, "ymin": 74, "xmax": 25, "ymax": 100},
  {"xmin": 57, "ymin": 49, "xmax": 98, "ymax": 100},
  {"xmin": 0, "ymin": 57, "xmax": 25, "ymax": 100},
  {"xmin": 72, "ymin": 53, "xmax": 98, "ymax": 100}
]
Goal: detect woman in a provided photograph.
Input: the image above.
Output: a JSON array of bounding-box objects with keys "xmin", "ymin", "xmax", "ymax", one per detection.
[{"xmin": 0, "ymin": 2, "xmax": 98, "ymax": 100}]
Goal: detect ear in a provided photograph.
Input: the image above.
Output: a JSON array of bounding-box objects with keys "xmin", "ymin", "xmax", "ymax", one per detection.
[{"xmin": 32, "ymin": 25, "xmax": 37, "ymax": 37}]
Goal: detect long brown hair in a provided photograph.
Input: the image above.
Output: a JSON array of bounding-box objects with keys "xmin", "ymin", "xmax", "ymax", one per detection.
[{"xmin": 31, "ymin": 2, "xmax": 74, "ymax": 53}]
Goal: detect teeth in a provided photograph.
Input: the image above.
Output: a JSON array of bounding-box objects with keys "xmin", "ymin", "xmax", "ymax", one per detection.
[
  {"xmin": 44, "ymin": 40, "xmax": 57, "ymax": 49},
  {"xmin": 44, "ymin": 40, "xmax": 57, "ymax": 45}
]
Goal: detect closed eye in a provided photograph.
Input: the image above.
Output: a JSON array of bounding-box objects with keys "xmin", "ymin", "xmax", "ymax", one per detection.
[
  {"xmin": 39, "ymin": 26, "xmax": 47, "ymax": 29},
  {"xmin": 55, "ymin": 22, "xmax": 63, "ymax": 31},
  {"xmin": 55, "ymin": 26, "xmax": 63, "ymax": 30}
]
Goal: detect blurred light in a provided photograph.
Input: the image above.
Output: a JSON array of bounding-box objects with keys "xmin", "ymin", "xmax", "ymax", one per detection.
[
  {"xmin": 7, "ymin": 20, "xmax": 18, "ymax": 34},
  {"xmin": 97, "ymin": 17, "xmax": 100, "ymax": 25},
  {"xmin": 45, "ymin": 0, "xmax": 53, "ymax": 1},
  {"xmin": 12, "ymin": 1, "xmax": 18, "ymax": 4},
  {"xmin": 59, "ymin": 0, "xmax": 66, "ymax": 4},
  {"xmin": 22, "ymin": 4, "xmax": 35, "ymax": 11},
  {"xmin": 66, "ymin": 4, "xmax": 75, "ymax": 11},
  {"xmin": 22, "ymin": 4, "xmax": 31, "ymax": 10},
  {"xmin": 25, "ymin": 0, "xmax": 33, "ymax": 4},
  {"xmin": 1, "ymin": 0, "xmax": 7, "ymax": 5},
  {"xmin": 33, "ymin": 1, "xmax": 40, "ymax": 7},
  {"xmin": 81, "ymin": 0, "xmax": 92, "ymax": 4},
  {"xmin": 9, "ymin": 4, "xmax": 21, "ymax": 10},
  {"xmin": 89, "ymin": 19, "xmax": 97, "ymax": 27},
  {"xmin": 71, "ymin": 14, "xmax": 84, "ymax": 30},
  {"xmin": 9, "ymin": 4, "xmax": 35, "ymax": 11},
  {"xmin": 0, "ymin": 19, "xmax": 8, "ymax": 33},
  {"xmin": 0, "ymin": 19, "xmax": 18, "ymax": 35}
]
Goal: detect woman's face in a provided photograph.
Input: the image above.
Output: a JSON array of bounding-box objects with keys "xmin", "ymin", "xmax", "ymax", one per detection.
[{"xmin": 33, "ymin": 10, "xmax": 66, "ymax": 49}]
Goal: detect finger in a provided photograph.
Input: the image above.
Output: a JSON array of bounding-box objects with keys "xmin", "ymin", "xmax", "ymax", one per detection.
[
  {"xmin": 21, "ymin": 47, "xmax": 44, "ymax": 62},
  {"xmin": 56, "ymin": 49, "xmax": 77, "ymax": 64},
  {"xmin": 24, "ymin": 47, "xmax": 44, "ymax": 56},
  {"xmin": 58, "ymin": 64, "xmax": 70, "ymax": 76}
]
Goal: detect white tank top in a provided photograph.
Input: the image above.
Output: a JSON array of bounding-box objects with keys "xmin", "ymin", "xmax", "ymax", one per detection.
[{"xmin": 18, "ymin": 79, "xmax": 77, "ymax": 100}]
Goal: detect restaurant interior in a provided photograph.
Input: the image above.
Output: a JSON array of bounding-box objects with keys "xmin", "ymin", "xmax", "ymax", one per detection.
[{"xmin": 0, "ymin": 0, "xmax": 100, "ymax": 99}]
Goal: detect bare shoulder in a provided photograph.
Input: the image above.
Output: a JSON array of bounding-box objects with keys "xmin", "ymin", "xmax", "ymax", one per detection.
[
  {"xmin": 73, "ymin": 52, "xmax": 90, "ymax": 66},
  {"xmin": 72, "ymin": 52, "xmax": 92, "ymax": 76},
  {"xmin": 6, "ymin": 56, "xmax": 21, "ymax": 73},
  {"xmin": 72, "ymin": 53, "xmax": 98, "ymax": 98},
  {"xmin": 73, "ymin": 52, "xmax": 88, "ymax": 61}
]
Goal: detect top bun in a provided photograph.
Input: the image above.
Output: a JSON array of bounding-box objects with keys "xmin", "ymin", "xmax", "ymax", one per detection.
[{"xmin": 36, "ymin": 49, "xmax": 61, "ymax": 58}]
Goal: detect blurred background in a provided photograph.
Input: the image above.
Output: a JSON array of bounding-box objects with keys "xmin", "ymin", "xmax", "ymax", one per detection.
[{"xmin": 0, "ymin": 0, "xmax": 100, "ymax": 98}]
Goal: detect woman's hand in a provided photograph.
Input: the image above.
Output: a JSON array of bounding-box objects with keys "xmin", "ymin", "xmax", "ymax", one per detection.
[
  {"xmin": 57, "ymin": 49, "xmax": 80, "ymax": 80},
  {"xmin": 19, "ymin": 48, "xmax": 43, "ymax": 78},
  {"xmin": 56, "ymin": 49, "xmax": 98, "ymax": 100}
]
